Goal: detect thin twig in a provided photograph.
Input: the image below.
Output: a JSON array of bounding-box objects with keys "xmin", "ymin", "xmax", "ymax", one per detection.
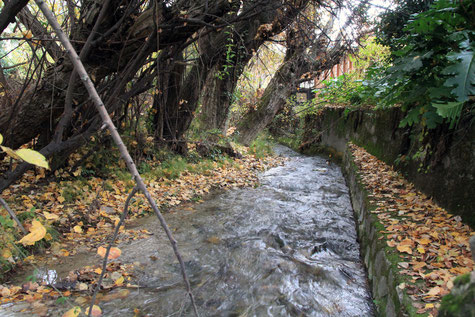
[
  {"xmin": 88, "ymin": 186, "xmax": 138, "ymax": 316},
  {"xmin": 34, "ymin": 1, "xmax": 199, "ymax": 315},
  {"xmin": 0, "ymin": 197, "xmax": 27, "ymax": 234}
]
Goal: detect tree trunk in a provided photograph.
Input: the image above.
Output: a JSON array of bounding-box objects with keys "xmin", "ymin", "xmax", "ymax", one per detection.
[
  {"xmin": 237, "ymin": 52, "xmax": 303, "ymax": 145},
  {"xmin": 0, "ymin": 0, "xmax": 29, "ymax": 35},
  {"xmin": 197, "ymin": 0, "xmax": 311, "ymax": 136},
  {"xmin": 237, "ymin": 21, "xmax": 350, "ymax": 145}
]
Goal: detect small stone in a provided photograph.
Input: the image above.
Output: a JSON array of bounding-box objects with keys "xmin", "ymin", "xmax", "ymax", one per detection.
[{"xmin": 469, "ymin": 236, "xmax": 475, "ymax": 263}]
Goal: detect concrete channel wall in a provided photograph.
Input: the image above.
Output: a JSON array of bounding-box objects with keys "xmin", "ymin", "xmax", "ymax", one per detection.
[
  {"xmin": 343, "ymin": 148, "xmax": 406, "ymax": 316},
  {"xmin": 299, "ymin": 107, "xmax": 475, "ymax": 315},
  {"xmin": 301, "ymin": 107, "xmax": 475, "ymax": 228}
]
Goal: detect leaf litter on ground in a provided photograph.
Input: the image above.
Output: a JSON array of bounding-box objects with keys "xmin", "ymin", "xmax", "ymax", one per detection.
[
  {"xmin": 0, "ymin": 146, "xmax": 285, "ymax": 315},
  {"xmin": 349, "ymin": 143, "xmax": 473, "ymax": 316}
]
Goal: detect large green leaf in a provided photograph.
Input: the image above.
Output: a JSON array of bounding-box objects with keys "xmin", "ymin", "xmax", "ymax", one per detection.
[
  {"xmin": 432, "ymin": 101, "xmax": 464, "ymax": 127},
  {"xmin": 443, "ymin": 44, "xmax": 475, "ymax": 102}
]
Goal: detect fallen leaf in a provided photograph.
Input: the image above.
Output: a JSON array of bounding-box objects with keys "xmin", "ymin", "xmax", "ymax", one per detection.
[
  {"xmin": 387, "ymin": 240, "xmax": 397, "ymax": 247},
  {"xmin": 397, "ymin": 244, "xmax": 413, "ymax": 254},
  {"xmin": 418, "ymin": 238, "xmax": 431, "ymax": 245},
  {"xmin": 90, "ymin": 305, "xmax": 102, "ymax": 317},
  {"xmin": 1, "ymin": 287, "xmax": 11, "ymax": 297},
  {"xmin": 73, "ymin": 225, "xmax": 83, "ymax": 233},
  {"xmin": 74, "ymin": 296, "xmax": 88, "ymax": 305},
  {"xmin": 77, "ymin": 283, "xmax": 88, "ymax": 291},
  {"xmin": 18, "ymin": 220, "xmax": 47, "ymax": 246},
  {"xmin": 43, "ymin": 211, "xmax": 59, "ymax": 220},
  {"xmin": 115, "ymin": 276, "xmax": 124, "ymax": 286},
  {"xmin": 426, "ymin": 286, "xmax": 442, "ymax": 297},
  {"xmin": 62, "ymin": 306, "xmax": 81, "ymax": 317},
  {"xmin": 97, "ymin": 246, "xmax": 121, "ymax": 260}
]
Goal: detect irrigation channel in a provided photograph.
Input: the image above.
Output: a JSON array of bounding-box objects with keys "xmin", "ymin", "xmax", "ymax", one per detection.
[{"xmin": 3, "ymin": 145, "xmax": 375, "ymax": 316}]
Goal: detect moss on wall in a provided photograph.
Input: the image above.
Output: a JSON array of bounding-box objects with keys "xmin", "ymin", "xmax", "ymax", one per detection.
[
  {"xmin": 302, "ymin": 107, "xmax": 475, "ymax": 228},
  {"xmin": 343, "ymin": 147, "xmax": 429, "ymax": 317},
  {"xmin": 439, "ymin": 273, "xmax": 475, "ymax": 317}
]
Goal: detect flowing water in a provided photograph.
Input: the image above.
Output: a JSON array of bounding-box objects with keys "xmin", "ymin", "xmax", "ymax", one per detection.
[{"xmin": 2, "ymin": 146, "xmax": 374, "ymax": 316}]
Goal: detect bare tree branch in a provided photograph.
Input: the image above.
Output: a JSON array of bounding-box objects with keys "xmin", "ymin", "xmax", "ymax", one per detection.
[
  {"xmin": 88, "ymin": 186, "xmax": 138, "ymax": 317},
  {"xmin": 33, "ymin": 1, "xmax": 200, "ymax": 315},
  {"xmin": 0, "ymin": 197, "xmax": 27, "ymax": 234}
]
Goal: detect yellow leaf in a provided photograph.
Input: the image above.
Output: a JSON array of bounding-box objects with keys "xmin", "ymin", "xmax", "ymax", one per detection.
[
  {"xmin": 418, "ymin": 238, "xmax": 431, "ymax": 245},
  {"xmin": 0, "ymin": 133, "xmax": 3, "ymax": 145},
  {"xmin": 15, "ymin": 149, "xmax": 49, "ymax": 169},
  {"xmin": 90, "ymin": 305, "xmax": 102, "ymax": 317},
  {"xmin": 396, "ymin": 244, "xmax": 413, "ymax": 254},
  {"xmin": 60, "ymin": 249, "xmax": 70, "ymax": 257},
  {"xmin": 62, "ymin": 306, "xmax": 81, "ymax": 317},
  {"xmin": 94, "ymin": 268, "xmax": 102, "ymax": 274},
  {"xmin": 18, "ymin": 220, "xmax": 46, "ymax": 246},
  {"xmin": 43, "ymin": 211, "xmax": 59, "ymax": 220},
  {"xmin": 2, "ymin": 249, "xmax": 12, "ymax": 259},
  {"xmin": 97, "ymin": 246, "xmax": 121, "ymax": 260},
  {"xmin": 1, "ymin": 145, "xmax": 21, "ymax": 160},
  {"xmin": 72, "ymin": 167, "xmax": 81, "ymax": 177},
  {"xmin": 57, "ymin": 196, "xmax": 65, "ymax": 203},
  {"xmin": 425, "ymin": 303, "xmax": 434, "ymax": 309},
  {"xmin": 114, "ymin": 276, "xmax": 124, "ymax": 286},
  {"xmin": 417, "ymin": 247, "xmax": 426, "ymax": 254},
  {"xmin": 73, "ymin": 225, "xmax": 83, "ymax": 233}
]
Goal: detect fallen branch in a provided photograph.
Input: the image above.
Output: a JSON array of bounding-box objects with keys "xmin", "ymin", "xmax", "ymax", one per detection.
[{"xmin": 34, "ymin": 1, "xmax": 199, "ymax": 315}]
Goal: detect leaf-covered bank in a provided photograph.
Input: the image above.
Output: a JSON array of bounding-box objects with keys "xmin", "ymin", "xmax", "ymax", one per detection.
[
  {"xmin": 345, "ymin": 143, "xmax": 473, "ymax": 316},
  {"xmin": 0, "ymin": 143, "xmax": 285, "ymax": 286},
  {"xmin": 298, "ymin": 106, "xmax": 475, "ymax": 228}
]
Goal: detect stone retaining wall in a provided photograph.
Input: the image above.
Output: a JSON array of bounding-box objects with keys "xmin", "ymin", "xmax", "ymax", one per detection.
[
  {"xmin": 343, "ymin": 146, "xmax": 413, "ymax": 316},
  {"xmin": 302, "ymin": 107, "xmax": 475, "ymax": 228}
]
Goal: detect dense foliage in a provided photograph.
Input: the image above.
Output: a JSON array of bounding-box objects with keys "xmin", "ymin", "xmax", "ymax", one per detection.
[
  {"xmin": 374, "ymin": 0, "xmax": 474, "ymax": 128},
  {"xmin": 375, "ymin": 0, "xmax": 434, "ymax": 52},
  {"xmin": 308, "ymin": 37, "xmax": 390, "ymax": 109},
  {"xmin": 312, "ymin": 0, "xmax": 474, "ymax": 129}
]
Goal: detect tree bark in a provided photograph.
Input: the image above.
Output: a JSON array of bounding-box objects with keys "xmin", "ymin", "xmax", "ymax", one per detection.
[
  {"xmin": 187, "ymin": 0, "xmax": 311, "ymax": 136},
  {"xmin": 0, "ymin": 0, "xmax": 29, "ymax": 35},
  {"xmin": 237, "ymin": 20, "xmax": 349, "ymax": 145},
  {"xmin": 237, "ymin": 51, "xmax": 303, "ymax": 145}
]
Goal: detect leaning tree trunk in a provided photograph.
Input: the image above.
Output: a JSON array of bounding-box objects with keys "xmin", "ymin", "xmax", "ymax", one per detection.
[
  {"xmin": 195, "ymin": 0, "xmax": 312, "ymax": 137},
  {"xmin": 0, "ymin": 0, "xmax": 237, "ymax": 192},
  {"xmin": 199, "ymin": 63, "xmax": 237, "ymax": 133},
  {"xmin": 237, "ymin": 51, "xmax": 304, "ymax": 145},
  {"xmin": 237, "ymin": 22, "xmax": 350, "ymax": 145}
]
